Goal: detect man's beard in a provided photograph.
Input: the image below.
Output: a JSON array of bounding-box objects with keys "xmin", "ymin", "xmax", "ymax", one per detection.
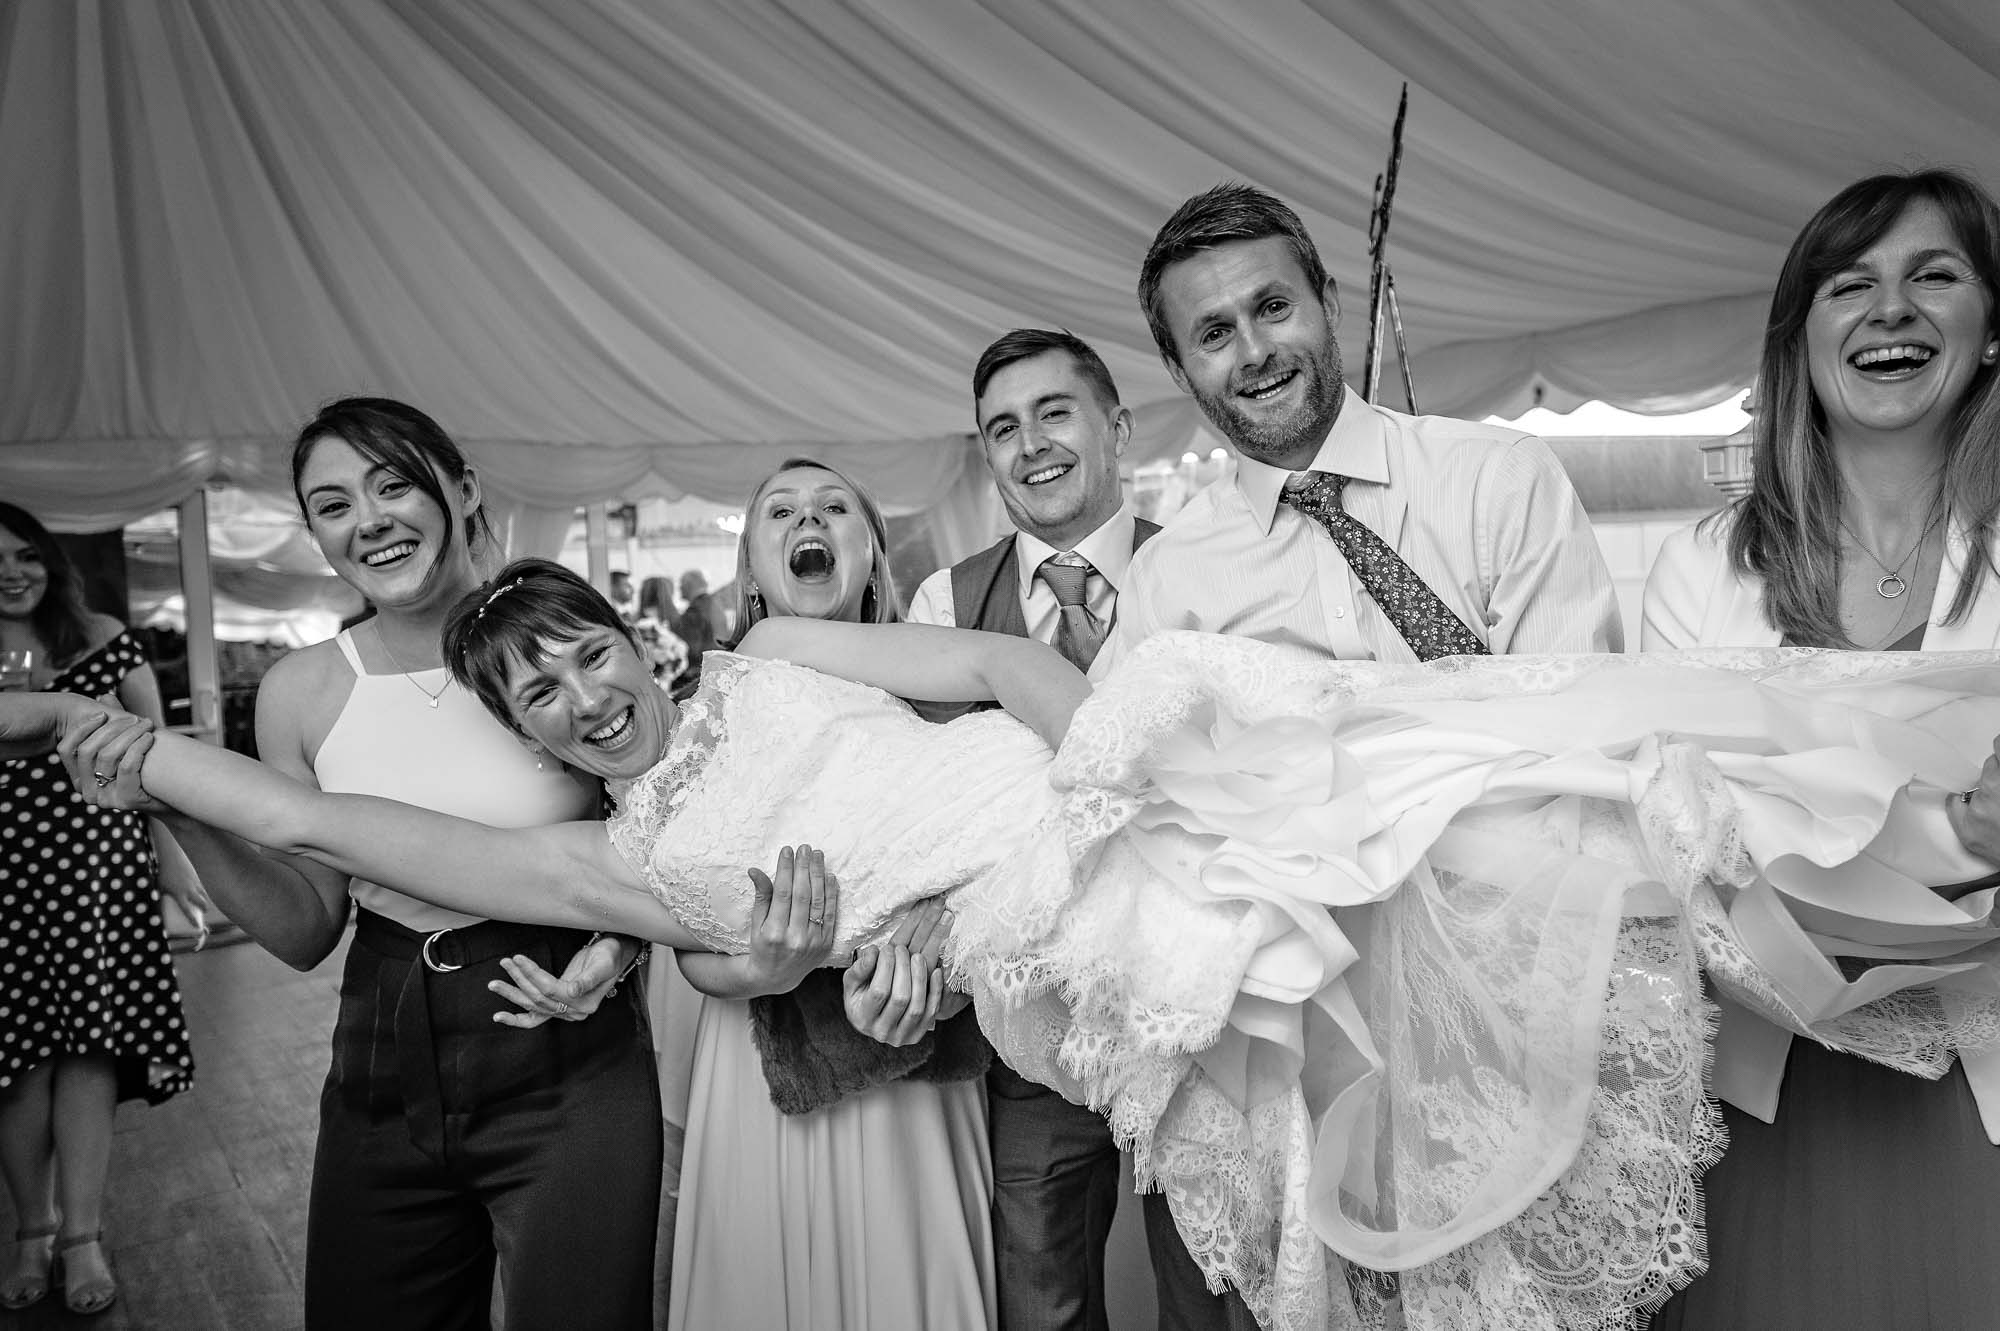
[{"xmin": 1192, "ymin": 339, "xmax": 1346, "ymax": 464}]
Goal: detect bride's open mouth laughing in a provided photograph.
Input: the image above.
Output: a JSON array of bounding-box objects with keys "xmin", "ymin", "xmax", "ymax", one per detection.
[{"xmin": 583, "ymin": 705, "xmax": 638, "ymax": 752}]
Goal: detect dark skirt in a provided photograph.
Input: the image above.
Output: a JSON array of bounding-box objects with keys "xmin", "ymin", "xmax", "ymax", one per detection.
[{"xmin": 1652, "ymin": 1037, "xmax": 2000, "ymax": 1331}]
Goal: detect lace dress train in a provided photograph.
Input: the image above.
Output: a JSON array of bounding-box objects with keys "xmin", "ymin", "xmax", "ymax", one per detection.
[{"xmin": 610, "ymin": 636, "xmax": 2000, "ymax": 1331}]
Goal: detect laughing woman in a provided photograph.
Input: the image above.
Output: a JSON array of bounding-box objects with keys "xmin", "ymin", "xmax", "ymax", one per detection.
[
  {"xmin": 660, "ymin": 459, "xmax": 997, "ymax": 1331},
  {"xmin": 1644, "ymin": 169, "xmax": 2000, "ymax": 1331},
  {"xmin": 137, "ymin": 399, "xmax": 666, "ymax": 1331}
]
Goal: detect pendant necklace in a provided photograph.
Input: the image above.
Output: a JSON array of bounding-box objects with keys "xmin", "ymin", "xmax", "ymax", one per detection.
[
  {"xmin": 1840, "ymin": 506, "xmax": 1942, "ymax": 600},
  {"xmin": 378, "ymin": 627, "xmax": 448, "ymax": 709}
]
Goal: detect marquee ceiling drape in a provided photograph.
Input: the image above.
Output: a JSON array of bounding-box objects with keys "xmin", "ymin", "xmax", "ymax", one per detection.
[{"xmin": 3, "ymin": 0, "xmax": 1997, "ymax": 526}]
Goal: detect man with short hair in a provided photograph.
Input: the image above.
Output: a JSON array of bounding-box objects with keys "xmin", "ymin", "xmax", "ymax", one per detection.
[
  {"xmin": 1108, "ymin": 182, "xmax": 1620, "ymax": 671},
  {"xmin": 607, "ymin": 570, "xmax": 637, "ymax": 623},
  {"xmin": 908, "ymin": 327, "xmax": 1236, "ymax": 1330},
  {"xmin": 672, "ymin": 568, "xmax": 724, "ymax": 684},
  {"xmin": 1101, "ymin": 179, "xmax": 1619, "ymax": 1327}
]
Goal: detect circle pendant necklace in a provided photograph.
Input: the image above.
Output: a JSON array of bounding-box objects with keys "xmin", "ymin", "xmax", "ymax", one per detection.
[{"xmin": 1841, "ymin": 509, "xmax": 1941, "ymax": 600}]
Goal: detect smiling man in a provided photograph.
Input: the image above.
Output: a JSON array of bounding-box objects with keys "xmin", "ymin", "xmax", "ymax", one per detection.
[
  {"xmin": 908, "ymin": 328, "xmax": 1154, "ymax": 671},
  {"xmin": 1103, "ymin": 182, "xmax": 1620, "ymax": 675},
  {"xmin": 1096, "ymin": 180, "xmax": 1620, "ymax": 1328},
  {"xmin": 906, "ymin": 327, "xmax": 1217, "ymax": 1331}
]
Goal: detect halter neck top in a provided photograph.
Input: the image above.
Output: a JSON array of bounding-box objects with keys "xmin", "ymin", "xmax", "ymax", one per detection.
[{"xmin": 314, "ymin": 628, "xmax": 594, "ymax": 931}]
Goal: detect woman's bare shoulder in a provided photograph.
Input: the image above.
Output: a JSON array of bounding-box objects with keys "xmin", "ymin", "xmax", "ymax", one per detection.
[
  {"xmin": 255, "ymin": 638, "xmax": 357, "ymax": 768},
  {"xmin": 79, "ymin": 612, "xmax": 132, "ymax": 652}
]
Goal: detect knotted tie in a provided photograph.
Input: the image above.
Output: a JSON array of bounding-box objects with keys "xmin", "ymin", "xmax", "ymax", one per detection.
[
  {"xmin": 1280, "ymin": 471, "xmax": 1488, "ymax": 662},
  {"xmin": 1037, "ymin": 553, "xmax": 1107, "ymax": 671}
]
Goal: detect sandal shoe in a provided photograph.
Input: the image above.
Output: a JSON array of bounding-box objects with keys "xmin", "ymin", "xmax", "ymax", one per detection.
[
  {"xmin": 0, "ymin": 1223, "xmax": 59, "ymax": 1310},
  {"xmin": 56, "ymin": 1230, "xmax": 116, "ymax": 1316}
]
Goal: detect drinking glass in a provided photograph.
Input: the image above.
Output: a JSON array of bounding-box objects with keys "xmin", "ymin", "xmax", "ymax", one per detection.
[{"xmin": 0, "ymin": 647, "xmax": 37, "ymax": 691}]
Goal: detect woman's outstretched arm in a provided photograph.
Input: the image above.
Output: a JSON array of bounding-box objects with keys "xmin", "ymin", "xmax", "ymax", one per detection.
[
  {"xmin": 57, "ymin": 707, "xmax": 704, "ymax": 949},
  {"xmin": 735, "ymin": 619, "xmax": 1091, "ymax": 750},
  {"xmin": 0, "ymin": 691, "xmax": 81, "ymax": 757}
]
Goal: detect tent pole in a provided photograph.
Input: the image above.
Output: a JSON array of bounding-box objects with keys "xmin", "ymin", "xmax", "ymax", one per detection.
[
  {"xmin": 1362, "ymin": 83, "xmax": 1410, "ymax": 407},
  {"xmin": 1387, "ymin": 277, "xmax": 1418, "ymax": 414},
  {"xmin": 585, "ymin": 502, "xmax": 611, "ymax": 594},
  {"xmin": 176, "ymin": 491, "xmax": 222, "ymax": 745}
]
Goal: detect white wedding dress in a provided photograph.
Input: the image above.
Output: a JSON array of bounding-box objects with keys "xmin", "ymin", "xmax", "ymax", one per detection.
[{"xmin": 608, "ymin": 633, "xmax": 2000, "ymax": 1331}]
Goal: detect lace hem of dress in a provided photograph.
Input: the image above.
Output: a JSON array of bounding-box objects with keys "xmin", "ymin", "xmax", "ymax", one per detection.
[
  {"xmin": 977, "ymin": 636, "xmax": 1740, "ymax": 1331},
  {"xmin": 613, "ymin": 635, "xmax": 2000, "ymax": 1331},
  {"xmin": 1012, "ymin": 637, "xmax": 2000, "ymax": 1331}
]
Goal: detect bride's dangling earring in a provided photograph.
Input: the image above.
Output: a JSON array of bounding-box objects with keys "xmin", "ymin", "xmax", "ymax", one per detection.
[{"xmin": 748, "ymin": 583, "xmax": 764, "ymax": 619}]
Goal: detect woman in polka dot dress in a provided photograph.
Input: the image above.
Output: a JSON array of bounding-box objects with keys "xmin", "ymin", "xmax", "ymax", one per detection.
[{"xmin": 0, "ymin": 501, "xmax": 202, "ymax": 1316}]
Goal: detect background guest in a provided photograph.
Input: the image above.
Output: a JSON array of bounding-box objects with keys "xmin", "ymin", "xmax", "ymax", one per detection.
[
  {"xmin": 638, "ymin": 574, "xmax": 679, "ymax": 626},
  {"xmin": 1643, "ymin": 167, "xmax": 2000, "ymax": 1329},
  {"xmin": 671, "ymin": 568, "xmax": 726, "ymax": 693},
  {"xmin": 609, "ymin": 569, "xmax": 638, "ymax": 622},
  {"xmin": 0, "ymin": 500, "xmax": 203, "ymax": 1316}
]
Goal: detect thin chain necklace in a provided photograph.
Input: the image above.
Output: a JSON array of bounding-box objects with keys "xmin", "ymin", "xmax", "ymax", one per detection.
[
  {"xmin": 376, "ymin": 625, "xmax": 448, "ymax": 709},
  {"xmin": 1839, "ymin": 504, "xmax": 1942, "ymax": 600}
]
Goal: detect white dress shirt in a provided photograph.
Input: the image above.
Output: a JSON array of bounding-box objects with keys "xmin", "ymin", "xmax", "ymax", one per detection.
[
  {"xmin": 1100, "ymin": 393, "xmax": 1621, "ymax": 675},
  {"xmin": 906, "ymin": 503, "xmax": 1142, "ymax": 639}
]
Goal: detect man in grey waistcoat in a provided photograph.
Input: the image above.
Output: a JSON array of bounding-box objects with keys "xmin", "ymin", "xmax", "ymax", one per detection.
[{"xmin": 906, "ymin": 327, "xmax": 1243, "ymax": 1331}]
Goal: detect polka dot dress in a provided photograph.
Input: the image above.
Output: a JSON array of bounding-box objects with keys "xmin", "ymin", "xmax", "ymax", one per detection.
[{"xmin": 1, "ymin": 632, "xmax": 194, "ymax": 1105}]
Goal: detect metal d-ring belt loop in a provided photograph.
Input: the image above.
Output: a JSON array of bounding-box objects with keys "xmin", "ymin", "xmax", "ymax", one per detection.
[{"xmin": 421, "ymin": 928, "xmax": 464, "ymax": 973}]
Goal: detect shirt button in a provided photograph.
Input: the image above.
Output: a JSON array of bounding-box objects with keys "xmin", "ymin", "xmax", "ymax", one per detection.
[{"xmin": 1332, "ymin": 606, "xmax": 1346, "ymax": 619}]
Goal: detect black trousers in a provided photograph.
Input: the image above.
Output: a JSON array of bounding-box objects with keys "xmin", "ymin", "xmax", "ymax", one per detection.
[
  {"xmin": 304, "ymin": 910, "xmax": 662, "ymax": 1331},
  {"xmin": 987, "ymin": 1060, "xmax": 1256, "ymax": 1331}
]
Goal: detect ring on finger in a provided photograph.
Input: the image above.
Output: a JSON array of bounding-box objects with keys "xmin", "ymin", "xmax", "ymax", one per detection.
[
  {"xmin": 92, "ymin": 771, "xmax": 114, "ymax": 788},
  {"xmin": 552, "ymin": 1000, "xmax": 571, "ymax": 1015}
]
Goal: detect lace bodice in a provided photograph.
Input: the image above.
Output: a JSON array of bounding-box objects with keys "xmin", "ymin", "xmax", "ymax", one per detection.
[{"xmin": 609, "ymin": 652, "xmax": 1069, "ymax": 956}]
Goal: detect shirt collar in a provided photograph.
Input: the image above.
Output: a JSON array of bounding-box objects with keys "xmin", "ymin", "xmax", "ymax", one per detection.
[
  {"xmin": 1013, "ymin": 502, "xmax": 1140, "ymax": 598},
  {"xmin": 1232, "ymin": 390, "xmax": 1389, "ymax": 534}
]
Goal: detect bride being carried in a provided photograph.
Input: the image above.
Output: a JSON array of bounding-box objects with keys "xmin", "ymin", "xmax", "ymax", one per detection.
[{"xmin": 14, "ymin": 555, "xmax": 2000, "ymax": 1331}]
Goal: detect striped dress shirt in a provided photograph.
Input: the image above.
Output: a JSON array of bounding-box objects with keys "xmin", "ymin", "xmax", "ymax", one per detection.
[{"xmin": 1099, "ymin": 393, "xmax": 1621, "ymax": 674}]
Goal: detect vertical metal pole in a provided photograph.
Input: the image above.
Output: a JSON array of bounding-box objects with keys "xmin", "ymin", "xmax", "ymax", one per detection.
[
  {"xmin": 176, "ymin": 491, "xmax": 222, "ymax": 744},
  {"xmin": 585, "ymin": 502, "xmax": 611, "ymax": 595},
  {"xmin": 1387, "ymin": 278, "xmax": 1419, "ymax": 415}
]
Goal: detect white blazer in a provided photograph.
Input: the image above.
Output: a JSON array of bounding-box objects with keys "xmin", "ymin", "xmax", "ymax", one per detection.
[
  {"xmin": 1640, "ymin": 512, "xmax": 2000, "ymax": 1141},
  {"xmin": 1641, "ymin": 513, "xmax": 2000, "ymax": 653}
]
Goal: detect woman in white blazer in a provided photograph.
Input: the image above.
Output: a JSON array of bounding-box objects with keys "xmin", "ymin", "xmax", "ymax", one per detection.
[{"xmin": 1643, "ymin": 169, "xmax": 2000, "ymax": 1331}]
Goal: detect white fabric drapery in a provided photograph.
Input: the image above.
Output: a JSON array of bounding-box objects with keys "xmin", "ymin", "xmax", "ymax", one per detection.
[{"xmin": 3, "ymin": 1, "xmax": 1997, "ymax": 525}]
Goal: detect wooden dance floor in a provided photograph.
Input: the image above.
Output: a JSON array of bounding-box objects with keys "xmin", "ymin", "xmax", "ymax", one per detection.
[
  {"xmin": 0, "ymin": 931, "xmax": 1162, "ymax": 1330},
  {"xmin": 0, "ymin": 934, "xmax": 343, "ymax": 1331}
]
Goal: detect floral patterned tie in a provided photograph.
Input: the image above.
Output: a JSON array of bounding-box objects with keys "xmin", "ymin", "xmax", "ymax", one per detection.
[
  {"xmin": 1280, "ymin": 471, "xmax": 1488, "ymax": 662},
  {"xmin": 1036, "ymin": 553, "xmax": 1107, "ymax": 671}
]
